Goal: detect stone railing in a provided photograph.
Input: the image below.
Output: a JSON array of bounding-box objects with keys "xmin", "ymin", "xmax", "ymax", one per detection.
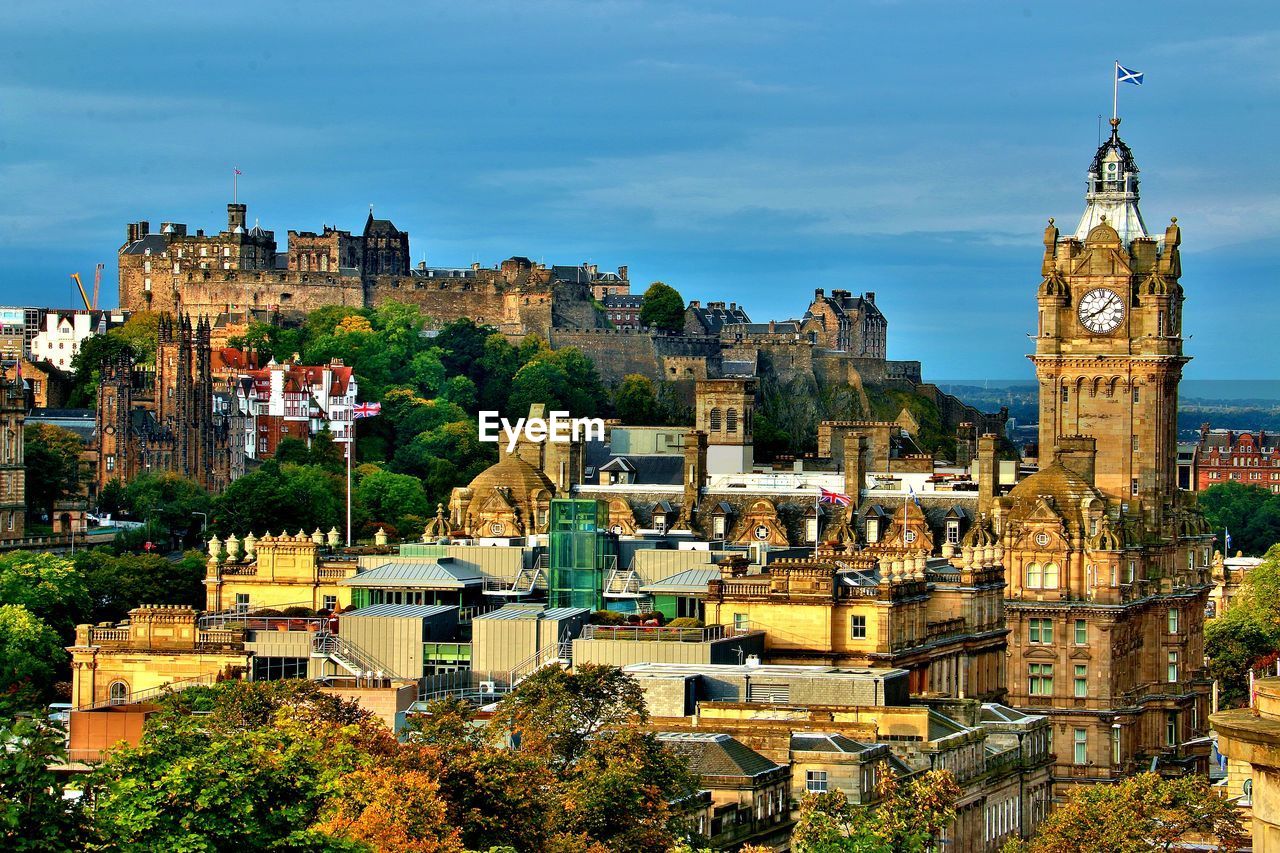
[
  {"xmin": 579, "ymin": 624, "xmax": 755, "ymax": 643},
  {"xmin": 219, "ymin": 565, "xmax": 258, "ymax": 577},
  {"xmin": 196, "ymin": 630, "xmax": 242, "ymax": 646},
  {"xmin": 88, "ymin": 627, "xmax": 130, "ymax": 644},
  {"xmin": 925, "ymin": 617, "xmax": 968, "ymax": 641},
  {"xmin": 317, "ymin": 566, "xmax": 354, "ymax": 580}
]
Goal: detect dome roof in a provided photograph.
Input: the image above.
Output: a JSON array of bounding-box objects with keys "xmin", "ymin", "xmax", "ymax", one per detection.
[
  {"xmin": 1006, "ymin": 460, "xmax": 1103, "ymax": 529},
  {"xmin": 466, "ymin": 454, "xmax": 555, "ymax": 502}
]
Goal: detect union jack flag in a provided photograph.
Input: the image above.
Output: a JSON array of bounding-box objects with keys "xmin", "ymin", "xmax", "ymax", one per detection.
[
  {"xmin": 353, "ymin": 402, "xmax": 382, "ymax": 419},
  {"xmin": 819, "ymin": 488, "xmax": 852, "ymax": 506}
]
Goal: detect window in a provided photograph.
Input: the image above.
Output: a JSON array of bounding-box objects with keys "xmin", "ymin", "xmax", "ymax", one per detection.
[
  {"xmin": 1029, "ymin": 618, "xmax": 1053, "ymax": 644},
  {"xmin": 1112, "ymin": 725, "xmax": 1122, "ymax": 765},
  {"xmin": 1042, "ymin": 562, "xmax": 1060, "ymax": 589},
  {"xmin": 946, "ymin": 521, "xmax": 960, "ymax": 544},
  {"xmin": 851, "ymin": 615, "xmax": 867, "ymax": 640},
  {"xmin": 1133, "ymin": 386, "xmax": 1140, "ymax": 403},
  {"xmin": 1074, "ymin": 665, "xmax": 1088, "ymax": 697},
  {"xmin": 105, "ymin": 454, "xmax": 115, "ymax": 472},
  {"xmin": 1025, "ymin": 562, "xmax": 1042, "ymax": 589},
  {"xmin": 1028, "ymin": 663, "xmax": 1053, "ymax": 695},
  {"xmin": 1073, "ymin": 728, "xmax": 1088, "ymax": 765},
  {"xmin": 733, "ymin": 613, "xmax": 749, "ymax": 632},
  {"xmin": 1061, "ymin": 385, "xmax": 1069, "ymax": 402},
  {"xmin": 709, "ymin": 408, "xmax": 722, "ymax": 431},
  {"xmin": 1168, "ymin": 609, "xmax": 1179, "ymax": 634},
  {"xmin": 1127, "ymin": 561, "xmax": 1136, "ymax": 583},
  {"xmin": 866, "ymin": 518, "xmax": 880, "ymax": 543},
  {"xmin": 1131, "ymin": 478, "xmax": 1139, "ymax": 496},
  {"xmin": 235, "ymin": 593, "xmax": 250, "ymax": 612},
  {"xmin": 806, "ymin": 771, "xmax": 828, "ymax": 793},
  {"xmin": 1167, "ymin": 651, "xmax": 1179, "ymax": 683},
  {"xmin": 322, "ymin": 595, "xmax": 337, "ymax": 611},
  {"xmin": 109, "ymin": 681, "xmax": 129, "ymax": 705},
  {"xmin": 1074, "ymin": 619, "xmax": 1087, "ymax": 645},
  {"xmin": 1166, "ymin": 715, "xmax": 1177, "ymax": 746},
  {"xmin": 726, "ymin": 409, "xmax": 738, "ymax": 433},
  {"xmin": 1132, "ymin": 435, "xmax": 1139, "ymax": 451}
]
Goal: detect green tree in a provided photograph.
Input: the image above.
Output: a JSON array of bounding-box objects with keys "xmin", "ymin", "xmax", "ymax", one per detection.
[
  {"xmin": 1201, "ymin": 482, "xmax": 1280, "ymax": 557},
  {"xmin": 0, "ymin": 552, "xmax": 88, "ymax": 636},
  {"xmin": 490, "ymin": 663, "xmax": 649, "ymax": 771},
  {"xmin": 23, "ymin": 423, "xmax": 85, "ymax": 521},
  {"xmin": 639, "ymin": 281, "xmax": 685, "ymax": 332},
  {"xmin": 213, "ymin": 461, "xmax": 344, "ymax": 538},
  {"xmin": 506, "ymin": 360, "xmax": 572, "ymax": 419},
  {"xmin": 355, "ymin": 467, "xmax": 431, "ymax": 538},
  {"xmin": 66, "ymin": 332, "xmax": 133, "ymax": 407},
  {"xmin": 73, "ymin": 550, "xmax": 205, "ymax": 623},
  {"xmin": 792, "ymin": 768, "xmax": 961, "ymax": 853},
  {"xmin": 113, "ymin": 311, "xmax": 161, "ymax": 365},
  {"xmin": 0, "ymin": 605, "xmax": 68, "ymax": 693},
  {"xmin": 613, "ymin": 374, "xmax": 661, "ymax": 425},
  {"xmin": 1002, "ymin": 772, "xmax": 1245, "ymax": 853},
  {"xmin": 123, "ymin": 472, "xmax": 212, "ymax": 550},
  {"xmin": 0, "ymin": 717, "xmax": 84, "ymax": 851}
]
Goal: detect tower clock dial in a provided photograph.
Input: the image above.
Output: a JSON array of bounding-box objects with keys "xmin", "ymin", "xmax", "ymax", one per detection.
[{"xmin": 1077, "ymin": 288, "xmax": 1125, "ymax": 334}]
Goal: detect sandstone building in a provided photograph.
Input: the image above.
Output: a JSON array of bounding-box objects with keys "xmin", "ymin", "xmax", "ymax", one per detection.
[
  {"xmin": 95, "ymin": 314, "xmax": 241, "ymax": 493},
  {"xmin": 997, "ymin": 119, "xmax": 1214, "ymax": 794},
  {"xmin": 0, "ymin": 373, "xmax": 25, "ymax": 539}
]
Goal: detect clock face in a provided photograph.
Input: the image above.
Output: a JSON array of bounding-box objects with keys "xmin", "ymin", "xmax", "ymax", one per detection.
[{"xmin": 1078, "ymin": 288, "xmax": 1125, "ymax": 334}]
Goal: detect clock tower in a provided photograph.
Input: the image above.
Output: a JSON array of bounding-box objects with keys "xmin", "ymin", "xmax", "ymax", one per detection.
[{"xmin": 1033, "ymin": 118, "xmax": 1186, "ymax": 528}]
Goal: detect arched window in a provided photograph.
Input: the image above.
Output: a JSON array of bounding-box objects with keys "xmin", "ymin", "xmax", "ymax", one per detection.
[
  {"xmin": 709, "ymin": 408, "xmax": 722, "ymax": 431},
  {"xmin": 1025, "ymin": 563, "xmax": 1042, "ymax": 589},
  {"xmin": 109, "ymin": 681, "xmax": 129, "ymax": 706},
  {"xmin": 1043, "ymin": 562, "xmax": 1060, "ymax": 589},
  {"xmin": 726, "ymin": 409, "xmax": 738, "ymax": 433}
]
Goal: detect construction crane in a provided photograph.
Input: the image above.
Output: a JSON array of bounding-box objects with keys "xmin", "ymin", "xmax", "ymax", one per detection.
[{"xmin": 69, "ymin": 263, "xmax": 105, "ymax": 312}]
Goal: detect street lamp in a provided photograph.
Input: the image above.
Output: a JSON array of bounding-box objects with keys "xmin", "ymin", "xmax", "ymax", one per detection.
[{"xmin": 192, "ymin": 511, "xmax": 208, "ymax": 533}]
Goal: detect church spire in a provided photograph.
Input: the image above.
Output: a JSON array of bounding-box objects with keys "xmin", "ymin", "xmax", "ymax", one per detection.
[{"xmin": 1073, "ymin": 117, "xmax": 1148, "ymax": 246}]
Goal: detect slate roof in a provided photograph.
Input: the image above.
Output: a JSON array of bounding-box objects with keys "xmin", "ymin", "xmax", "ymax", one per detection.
[
  {"xmin": 657, "ymin": 732, "xmax": 782, "ymax": 778},
  {"xmin": 121, "ymin": 234, "xmax": 169, "ymax": 255},
  {"xmin": 602, "ymin": 294, "xmax": 643, "ymax": 309},
  {"xmin": 342, "ymin": 560, "xmax": 482, "ymax": 589},
  {"xmin": 790, "ymin": 732, "xmax": 876, "ymax": 754},
  {"xmin": 583, "ymin": 440, "xmax": 685, "ymax": 486}
]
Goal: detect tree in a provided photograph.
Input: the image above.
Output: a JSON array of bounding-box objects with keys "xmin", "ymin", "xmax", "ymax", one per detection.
[
  {"xmin": 613, "ymin": 374, "xmax": 661, "ymax": 425},
  {"xmin": 506, "ymin": 361, "xmax": 572, "ymax": 419},
  {"xmin": 1003, "ymin": 772, "xmax": 1245, "ymax": 853},
  {"xmin": 212, "ymin": 461, "xmax": 344, "ymax": 537},
  {"xmin": 0, "ymin": 717, "xmax": 84, "ymax": 851},
  {"xmin": 66, "ymin": 332, "xmax": 132, "ymax": 407},
  {"xmin": 23, "ymin": 423, "xmax": 85, "ymax": 521},
  {"xmin": 489, "ymin": 663, "xmax": 649, "ymax": 771},
  {"xmin": 88, "ymin": 681, "xmax": 395, "ymax": 851},
  {"xmin": 113, "ymin": 312, "xmax": 161, "ymax": 365},
  {"xmin": 1201, "ymin": 482, "xmax": 1280, "ymax": 557},
  {"xmin": 355, "ymin": 468, "xmax": 431, "ymax": 538},
  {"xmin": 1206, "ymin": 611, "xmax": 1278, "ymax": 707},
  {"xmin": 0, "ymin": 605, "xmax": 68, "ymax": 694},
  {"xmin": 122, "ymin": 472, "xmax": 212, "ymax": 550},
  {"xmin": 792, "ymin": 768, "xmax": 961, "ymax": 853},
  {"xmin": 0, "ymin": 552, "xmax": 89, "ymax": 636},
  {"xmin": 73, "ymin": 550, "xmax": 205, "ymax": 623},
  {"xmin": 639, "ymin": 281, "xmax": 685, "ymax": 332}
]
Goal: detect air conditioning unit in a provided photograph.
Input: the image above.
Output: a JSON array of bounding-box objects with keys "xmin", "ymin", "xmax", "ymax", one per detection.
[{"xmin": 478, "ymin": 681, "xmax": 497, "ymax": 695}]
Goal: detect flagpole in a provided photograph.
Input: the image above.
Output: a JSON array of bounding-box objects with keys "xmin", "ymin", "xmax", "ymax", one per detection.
[
  {"xmin": 814, "ymin": 488, "xmax": 820, "ymax": 559},
  {"xmin": 1112, "ymin": 60, "xmax": 1118, "ymax": 122},
  {"xmin": 346, "ymin": 436, "xmax": 352, "ymax": 548},
  {"xmin": 233, "ymin": 167, "xmax": 238, "ymax": 205}
]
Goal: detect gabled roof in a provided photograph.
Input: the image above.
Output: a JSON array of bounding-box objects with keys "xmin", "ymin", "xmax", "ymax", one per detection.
[
  {"xmin": 342, "ymin": 559, "xmax": 482, "ymax": 589},
  {"xmin": 599, "ymin": 456, "xmax": 637, "ymax": 473},
  {"xmin": 657, "ymin": 732, "xmax": 781, "ymax": 778}
]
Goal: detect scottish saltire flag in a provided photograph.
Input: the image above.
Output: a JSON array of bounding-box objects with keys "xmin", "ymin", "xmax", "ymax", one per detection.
[
  {"xmin": 908, "ymin": 485, "xmax": 921, "ymax": 507},
  {"xmin": 1117, "ymin": 64, "xmax": 1143, "ymax": 86},
  {"xmin": 819, "ymin": 488, "xmax": 852, "ymax": 507},
  {"xmin": 1225, "ymin": 528, "xmax": 1233, "ymax": 550},
  {"xmin": 353, "ymin": 402, "xmax": 382, "ymax": 419}
]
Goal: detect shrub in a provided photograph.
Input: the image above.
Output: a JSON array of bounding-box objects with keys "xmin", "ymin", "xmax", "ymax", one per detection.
[{"xmin": 666, "ymin": 618, "xmax": 704, "ymax": 629}]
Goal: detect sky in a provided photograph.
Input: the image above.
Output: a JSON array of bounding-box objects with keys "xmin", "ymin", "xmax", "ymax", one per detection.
[{"xmin": 0, "ymin": 1, "xmax": 1276, "ymax": 380}]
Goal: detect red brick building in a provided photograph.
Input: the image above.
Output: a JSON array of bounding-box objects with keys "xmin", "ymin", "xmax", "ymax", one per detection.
[{"xmin": 1195, "ymin": 426, "xmax": 1280, "ymax": 493}]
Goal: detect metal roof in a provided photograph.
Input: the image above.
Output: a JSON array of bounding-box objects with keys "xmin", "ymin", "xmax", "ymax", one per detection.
[
  {"xmin": 341, "ymin": 560, "xmax": 482, "ymax": 589},
  {"xmin": 640, "ymin": 566, "xmax": 720, "ymax": 594},
  {"xmin": 343, "ymin": 603, "xmax": 457, "ymax": 619},
  {"xmin": 473, "ymin": 606, "xmax": 590, "ymax": 621},
  {"xmin": 790, "ymin": 733, "xmax": 876, "ymax": 754}
]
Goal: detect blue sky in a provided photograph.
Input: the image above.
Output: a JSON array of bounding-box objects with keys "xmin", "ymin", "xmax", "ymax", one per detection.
[{"xmin": 1, "ymin": 1, "xmax": 1276, "ymax": 379}]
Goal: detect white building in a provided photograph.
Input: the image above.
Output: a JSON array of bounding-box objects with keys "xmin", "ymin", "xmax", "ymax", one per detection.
[
  {"xmin": 31, "ymin": 310, "xmax": 128, "ymax": 370},
  {"xmin": 233, "ymin": 358, "xmax": 358, "ymax": 461}
]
